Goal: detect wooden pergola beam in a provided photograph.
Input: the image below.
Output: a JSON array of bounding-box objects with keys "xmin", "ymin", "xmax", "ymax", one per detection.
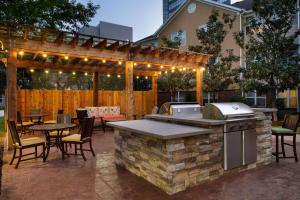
[
  {"xmin": 94, "ymin": 39, "xmax": 107, "ymax": 49},
  {"xmin": 107, "ymin": 41, "xmax": 119, "ymax": 51},
  {"xmin": 69, "ymin": 34, "xmax": 79, "ymax": 47},
  {"xmin": 81, "ymin": 37, "xmax": 93, "ymax": 48},
  {"xmin": 118, "ymin": 43, "xmax": 131, "ymax": 52},
  {"xmin": 54, "ymin": 32, "xmax": 64, "ymax": 45}
]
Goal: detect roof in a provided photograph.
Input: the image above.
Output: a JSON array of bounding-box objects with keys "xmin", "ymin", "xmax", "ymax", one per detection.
[
  {"xmin": 231, "ymin": 0, "xmax": 253, "ymax": 11},
  {"xmin": 154, "ymin": 0, "xmax": 244, "ymax": 37}
]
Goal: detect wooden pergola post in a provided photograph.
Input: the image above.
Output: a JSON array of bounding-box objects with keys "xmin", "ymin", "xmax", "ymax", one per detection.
[
  {"xmin": 196, "ymin": 67, "xmax": 204, "ymax": 106},
  {"xmin": 152, "ymin": 74, "xmax": 158, "ymax": 106},
  {"xmin": 93, "ymin": 72, "xmax": 99, "ymax": 106},
  {"xmin": 6, "ymin": 49, "xmax": 18, "ymax": 149},
  {"xmin": 125, "ymin": 61, "xmax": 134, "ymax": 120}
]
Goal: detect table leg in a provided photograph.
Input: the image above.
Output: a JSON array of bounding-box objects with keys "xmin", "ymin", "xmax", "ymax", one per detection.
[{"xmin": 45, "ymin": 131, "xmax": 51, "ymax": 160}]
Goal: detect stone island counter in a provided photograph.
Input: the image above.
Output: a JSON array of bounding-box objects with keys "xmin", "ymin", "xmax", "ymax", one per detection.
[{"xmin": 108, "ymin": 111, "xmax": 273, "ymax": 195}]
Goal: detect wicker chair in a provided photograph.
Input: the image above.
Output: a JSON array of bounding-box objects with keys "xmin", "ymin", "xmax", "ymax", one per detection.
[
  {"xmin": 16, "ymin": 111, "xmax": 34, "ymax": 135},
  {"xmin": 272, "ymin": 114, "xmax": 299, "ymax": 162},
  {"xmin": 61, "ymin": 117, "xmax": 95, "ymax": 161},
  {"xmin": 7, "ymin": 120, "xmax": 46, "ymax": 168}
]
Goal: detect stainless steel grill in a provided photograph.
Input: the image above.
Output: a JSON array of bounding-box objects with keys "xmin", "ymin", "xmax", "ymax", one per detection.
[
  {"xmin": 159, "ymin": 102, "xmax": 201, "ymax": 116},
  {"xmin": 203, "ymin": 103, "xmax": 257, "ymax": 170}
]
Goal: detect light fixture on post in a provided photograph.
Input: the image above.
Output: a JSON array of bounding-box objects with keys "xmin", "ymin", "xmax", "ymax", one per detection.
[{"xmin": 193, "ymin": 68, "xmax": 196, "ymax": 72}]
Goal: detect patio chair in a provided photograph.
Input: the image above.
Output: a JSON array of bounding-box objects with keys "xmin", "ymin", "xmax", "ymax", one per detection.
[
  {"xmin": 61, "ymin": 117, "xmax": 95, "ymax": 161},
  {"xmin": 17, "ymin": 111, "xmax": 34, "ymax": 135},
  {"xmin": 44, "ymin": 110, "xmax": 64, "ymax": 124},
  {"xmin": 7, "ymin": 120, "xmax": 46, "ymax": 168},
  {"xmin": 76, "ymin": 109, "xmax": 88, "ymax": 129},
  {"xmin": 272, "ymin": 114, "xmax": 299, "ymax": 162},
  {"xmin": 30, "ymin": 108, "xmax": 43, "ymax": 124}
]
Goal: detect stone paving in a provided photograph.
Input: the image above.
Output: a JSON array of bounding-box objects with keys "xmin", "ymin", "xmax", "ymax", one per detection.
[{"xmin": 1, "ymin": 131, "xmax": 300, "ymax": 200}]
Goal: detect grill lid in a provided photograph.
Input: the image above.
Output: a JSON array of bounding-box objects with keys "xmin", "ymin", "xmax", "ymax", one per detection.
[{"xmin": 203, "ymin": 103, "xmax": 255, "ymax": 120}]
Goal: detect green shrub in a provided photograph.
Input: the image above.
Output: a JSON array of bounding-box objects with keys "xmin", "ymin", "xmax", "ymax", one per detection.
[{"xmin": 229, "ymin": 93, "xmax": 248, "ymax": 104}]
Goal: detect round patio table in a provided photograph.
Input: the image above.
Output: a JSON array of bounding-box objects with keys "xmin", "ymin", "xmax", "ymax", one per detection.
[
  {"xmin": 29, "ymin": 124, "xmax": 76, "ymax": 161},
  {"xmin": 25, "ymin": 113, "xmax": 49, "ymax": 124}
]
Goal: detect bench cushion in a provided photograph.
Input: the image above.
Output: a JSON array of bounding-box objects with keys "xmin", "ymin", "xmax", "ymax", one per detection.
[{"xmin": 272, "ymin": 127, "xmax": 294, "ymax": 134}]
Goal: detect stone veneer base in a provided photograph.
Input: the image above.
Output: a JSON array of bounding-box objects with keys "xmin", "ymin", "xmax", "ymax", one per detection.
[{"xmin": 114, "ymin": 114, "xmax": 272, "ymax": 195}]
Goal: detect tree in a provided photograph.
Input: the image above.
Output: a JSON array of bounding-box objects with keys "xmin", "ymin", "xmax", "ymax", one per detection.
[
  {"xmin": 235, "ymin": 0, "xmax": 300, "ymax": 107},
  {"xmin": 159, "ymin": 31, "xmax": 196, "ymax": 101},
  {"xmin": 189, "ymin": 10, "xmax": 239, "ymax": 102},
  {"xmin": 0, "ymin": 0, "xmax": 99, "ymax": 30}
]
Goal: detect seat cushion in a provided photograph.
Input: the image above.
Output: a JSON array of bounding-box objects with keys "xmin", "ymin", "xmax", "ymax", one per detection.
[
  {"xmin": 44, "ymin": 120, "xmax": 56, "ymax": 124},
  {"xmin": 49, "ymin": 130, "xmax": 70, "ymax": 137},
  {"xmin": 102, "ymin": 115, "xmax": 126, "ymax": 121},
  {"xmin": 20, "ymin": 137, "xmax": 45, "ymax": 147},
  {"xmin": 272, "ymin": 127, "xmax": 294, "ymax": 134},
  {"xmin": 62, "ymin": 134, "xmax": 81, "ymax": 142},
  {"xmin": 17, "ymin": 122, "xmax": 34, "ymax": 127}
]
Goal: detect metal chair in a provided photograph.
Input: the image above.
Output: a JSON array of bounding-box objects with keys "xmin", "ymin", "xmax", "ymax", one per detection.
[
  {"xmin": 76, "ymin": 109, "xmax": 88, "ymax": 129},
  {"xmin": 7, "ymin": 120, "xmax": 46, "ymax": 168},
  {"xmin": 272, "ymin": 114, "xmax": 299, "ymax": 162},
  {"xmin": 61, "ymin": 117, "xmax": 95, "ymax": 161},
  {"xmin": 16, "ymin": 111, "xmax": 34, "ymax": 135}
]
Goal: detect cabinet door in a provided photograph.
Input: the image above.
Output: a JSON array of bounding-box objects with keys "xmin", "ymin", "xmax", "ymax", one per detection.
[
  {"xmin": 243, "ymin": 129, "xmax": 257, "ymax": 165},
  {"xmin": 224, "ymin": 131, "xmax": 242, "ymax": 170}
]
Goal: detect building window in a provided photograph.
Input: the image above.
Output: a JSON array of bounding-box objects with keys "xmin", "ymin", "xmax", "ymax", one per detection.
[
  {"xmin": 170, "ymin": 30, "xmax": 186, "ymax": 46},
  {"xmin": 203, "ymin": 92, "xmax": 218, "ymax": 104},
  {"xmin": 245, "ymin": 91, "xmax": 266, "ymax": 107},
  {"xmin": 277, "ymin": 89, "xmax": 298, "ymax": 108}
]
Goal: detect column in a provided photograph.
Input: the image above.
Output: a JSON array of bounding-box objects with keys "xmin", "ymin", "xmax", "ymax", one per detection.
[
  {"xmin": 6, "ymin": 49, "xmax": 18, "ymax": 149},
  {"xmin": 125, "ymin": 61, "xmax": 134, "ymax": 119},
  {"xmin": 93, "ymin": 72, "xmax": 99, "ymax": 106},
  {"xmin": 152, "ymin": 74, "xmax": 158, "ymax": 106},
  {"xmin": 196, "ymin": 67, "xmax": 204, "ymax": 106}
]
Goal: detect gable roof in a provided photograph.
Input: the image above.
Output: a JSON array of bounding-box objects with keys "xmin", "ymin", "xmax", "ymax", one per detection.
[
  {"xmin": 231, "ymin": 0, "xmax": 253, "ymax": 11},
  {"xmin": 154, "ymin": 0, "xmax": 244, "ymax": 37}
]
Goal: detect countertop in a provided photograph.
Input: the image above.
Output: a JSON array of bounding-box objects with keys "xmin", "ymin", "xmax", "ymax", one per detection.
[{"xmin": 107, "ymin": 119, "xmax": 214, "ymax": 140}]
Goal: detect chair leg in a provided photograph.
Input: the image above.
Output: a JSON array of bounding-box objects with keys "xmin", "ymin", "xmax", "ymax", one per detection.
[
  {"xmin": 35, "ymin": 146, "xmax": 38, "ymax": 158},
  {"xmin": 80, "ymin": 144, "xmax": 86, "ymax": 161},
  {"xmin": 276, "ymin": 135, "xmax": 279, "ymax": 163},
  {"xmin": 10, "ymin": 148, "xmax": 16, "ymax": 165},
  {"xmin": 16, "ymin": 149, "xmax": 22, "ymax": 168},
  {"xmin": 62, "ymin": 142, "xmax": 65, "ymax": 160},
  {"xmin": 293, "ymin": 135, "xmax": 298, "ymax": 162},
  {"xmin": 281, "ymin": 135, "xmax": 286, "ymax": 157},
  {"xmin": 75, "ymin": 144, "xmax": 77, "ymax": 155},
  {"xmin": 42, "ymin": 144, "xmax": 46, "ymax": 162},
  {"xmin": 89, "ymin": 141, "xmax": 95, "ymax": 157}
]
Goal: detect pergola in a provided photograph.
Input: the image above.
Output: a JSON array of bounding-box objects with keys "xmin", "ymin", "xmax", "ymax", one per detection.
[{"xmin": 0, "ymin": 23, "xmax": 208, "ymax": 146}]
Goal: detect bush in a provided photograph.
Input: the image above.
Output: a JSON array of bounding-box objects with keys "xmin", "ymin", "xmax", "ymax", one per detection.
[{"xmin": 229, "ymin": 93, "xmax": 248, "ymax": 104}]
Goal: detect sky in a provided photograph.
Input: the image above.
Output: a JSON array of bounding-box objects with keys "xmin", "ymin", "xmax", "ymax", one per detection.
[
  {"xmin": 78, "ymin": 0, "xmax": 242, "ymax": 42},
  {"xmin": 78, "ymin": 0, "xmax": 163, "ymax": 42}
]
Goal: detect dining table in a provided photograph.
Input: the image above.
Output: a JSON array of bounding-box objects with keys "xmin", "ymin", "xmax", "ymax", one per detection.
[
  {"xmin": 29, "ymin": 123, "xmax": 76, "ymax": 161},
  {"xmin": 25, "ymin": 113, "xmax": 49, "ymax": 124}
]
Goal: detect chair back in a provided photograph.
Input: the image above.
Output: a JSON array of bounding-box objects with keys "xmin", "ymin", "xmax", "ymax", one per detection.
[
  {"xmin": 76, "ymin": 109, "xmax": 88, "ymax": 127},
  {"xmin": 30, "ymin": 109, "xmax": 42, "ymax": 115},
  {"xmin": 80, "ymin": 117, "xmax": 95, "ymax": 141},
  {"xmin": 17, "ymin": 111, "xmax": 22, "ymax": 124},
  {"xmin": 58, "ymin": 109, "xmax": 64, "ymax": 114},
  {"xmin": 57, "ymin": 114, "xmax": 72, "ymax": 124},
  {"xmin": 282, "ymin": 114, "xmax": 300, "ymax": 132},
  {"xmin": 7, "ymin": 120, "xmax": 21, "ymax": 146}
]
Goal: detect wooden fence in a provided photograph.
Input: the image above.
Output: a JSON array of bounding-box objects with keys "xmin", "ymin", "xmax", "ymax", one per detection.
[{"xmin": 17, "ymin": 90, "xmax": 156, "ymax": 120}]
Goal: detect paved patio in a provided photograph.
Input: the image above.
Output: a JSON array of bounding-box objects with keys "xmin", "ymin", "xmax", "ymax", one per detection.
[{"xmin": 1, "ymin": 131, "xmax": 300, "ymax": 200}]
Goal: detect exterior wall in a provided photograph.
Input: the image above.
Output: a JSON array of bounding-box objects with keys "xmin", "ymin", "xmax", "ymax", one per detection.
[
  {"xmin": 158, "ymin": 1, "xmax": 242, "ymax": 60},
  {"xmin": 79, "ymin": 21, "xmax": 133, "ymax": 42}
]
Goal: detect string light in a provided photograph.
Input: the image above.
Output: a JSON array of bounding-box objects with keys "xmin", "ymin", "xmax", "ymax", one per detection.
[
  {"xmin": 30, "ymin": 69, "xmax": 34, "ymax": 73},
  {"xmin": 84, "ymin": 57, "xmax": 88, "ymax": 62},
  {"xmin": 84, "ymin": 72, "xmax": 88, "ymax": 76},
  {"xmin": 59, "ymin": 71, "xmax": 63, "ymax": 74},
  {"xmin": 117, "ymin": 74, "xmax": 121, "ymax": 78},
  {"xmin": 107, "ymin": 74, "xmax": 111, "ymax": 78},
  {"xmin": 45, "ymin": 70, "xmax": 49, "ymax": 74},
  {"xmin": 160, "ymin": 65, "xmax": 164, "ymax": 69},
  {"xmin": 18, "ymin": 51, "xmax": 24, "ymax": 56},
  {"xmin": 145, "ymin": 76, "xmax": 148, "ymax": 80},
  {"xmin": 158, "ymin": 72, "xmax": 162, "ymax": 75},
  {"xmin": 183, "ymin": 68, "xmax": 186, "ymax": 71},
  {"xmin": 118, "ymin": 61, "xmax": 122, "ymax": 65},
  {"xmin": 64, "ymin": 56, "xmax": 69, "ymax": 60},
  {"xmin": 200, "ymin": 67, "xmax": 206, "ymax": 71},
  {"xmin": 172, "ymin": 66, "xmax": 175, "ymax": 70},
  {"xmin": 193, "ymin": 69, "xmax": 196, "ymax": 72},
  {"xmin": 179, "ymin": 68, "xmax": 183, "ymax": 72},
  {"xmin": 136, "ymin": 76, "xmax": 139, "ymax": 79},
  {"xmin": 165, "ymin": 71, "xmax": 168, "ymax": 74},
  {"xmin": 42, "ymin": 53, "xmax": 47, "ymax": 58},
  {"xmin": 147, "ymin": 64, "xmax": 151, "ymax": 68},
  {"xmin": 102, "ymin": 60, "xmax": 106, "ymax": 63},
  {"xmin": 171, "ymin": 69, "xmax": 175, "ymax": 73},
  {"xmin": 72, "ymin": 72, "xmax": 76, "ymax": 75},
  {"xmin": 134, "ymin": 63, "xmax": 137, "ymax": 66}
]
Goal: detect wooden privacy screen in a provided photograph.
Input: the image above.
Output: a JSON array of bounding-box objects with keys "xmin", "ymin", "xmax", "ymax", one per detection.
[{"xmin": 17, "ymin": 90, "xmax": 155, "ymax": 120}]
